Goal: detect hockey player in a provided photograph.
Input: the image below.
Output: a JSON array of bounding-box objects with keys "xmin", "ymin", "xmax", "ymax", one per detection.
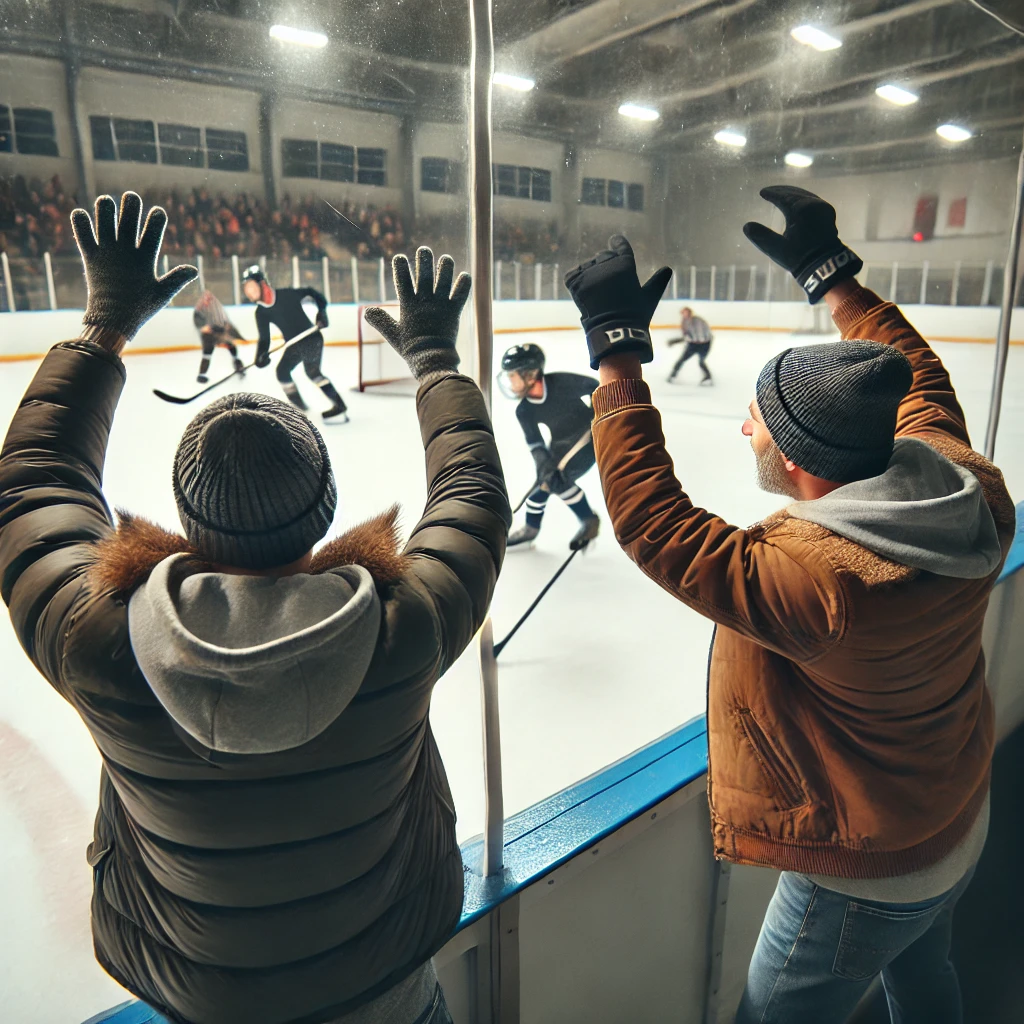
[
  {"xmin": 192, "ymin": 289, "xmax": 246, "ymax": 383},
  {"xmin": 667, "ymin": 306, "xmax": 713, "ymax": 384},
  {"xmin": 241, "ymin": 265, "xmax": 349, "ymax": 423},
  {"xmin": 498, "ymin": 343, "xmax": 600, "ymax": 550}
]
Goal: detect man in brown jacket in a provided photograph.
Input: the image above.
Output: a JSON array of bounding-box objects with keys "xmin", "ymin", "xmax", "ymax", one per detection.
[
  {"xmin": 0, "ymin": 194, "xmax": 509, "ymax": 1024},
  {"xmin": 564, "ymin": 189, "xmax": 1013, "ymax": 1024}
]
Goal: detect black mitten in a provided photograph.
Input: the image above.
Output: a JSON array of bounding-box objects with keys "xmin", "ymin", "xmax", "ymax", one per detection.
[
  {"xmin": 316, "ymin": 311, "xmax": 329, "ymax": 329},
  {"xmin": 364, "ymin": 247, "xmax": 470, "ymax": 383},
  {"xmin": 70, "ymin": 192, "xmax": 197, "ymax": 341},
  {"xmin": 743, "ymin": 186, "xmax": 862, "ymax": 305},
  {"xmin": 564, "ymin": 235, "xmax": 672, "ymax": 370},
  {"xmin": 531, "ymin": 447, "xmax": 559, "ymax": 488}
]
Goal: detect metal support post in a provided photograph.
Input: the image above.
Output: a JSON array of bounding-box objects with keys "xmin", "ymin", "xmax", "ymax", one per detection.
[
  {"xmin": 689, "ymin": 264, "xmax": 696, "ymax": 300},
  {"xmin": 765, "ymin": 261, "xmax": 773, "ymax": 302},
  {"xmin": 728, "ymin": 264, "xmax": 736, "ymax": 301},
  {"xmin": 1, "ymin": 251, "xmax": 15, "ymax": 312},
  {"xmin": 197, "ymin": 253, "xmax": 205, "ymax": 293},
  {"xmin": 231, "ymin": 254, "xmax": 241, "ymax": 305},
  {"xmin": 495, "ymin": 260, "xmax": 503, "ymax": 301},
  {"xmin": 292, "ymin": 255, "xmax": 300, "ymax": 289},
  {"xmin": 351, "ymin": 256, "xmax": 360, "ymax": 304},
  {"xmin": 377, "ymin": 257, "xmax": 387, "ymax": 302},
  {"xmin": 919, "ymin": 260, "xmax": 929, "ymax": 305},
  {"xmin": 43, "ymin": 252, "xmax": 57, "ymax": 310},
  {"xmin": 951, "ymin": 261, "xmax": 961, "ymax": 306},
  {"xmin": 748, "ymin": 266, "xmax": 757, "ymax": 300},
  {"xmin": 981, "ymin": 260, "xmax": 995, "ymax": 306},
  {"xmin": 889, "ymin": 262, "xmax": 899, "ymax": 303},
  {"xmin": 553, "ymin": 263, "xmax": 559, "ymax": 299},
  {"xmin": 534, "ymin": 263, "xmax": 542, "ymax": 300},
  {"xmin": 671, "ymin": 268, "xmax": 678, "ymax": 300},
  {"xmin": 514, "ymin": 260, "xmax": 521, "ymax": 301},
  {"xmin": 984, "ymin": 129, "xmax": 1024, "ymax": 461},
  {"xmin": 321, "ymin": 256, "xmax": 331, "ymax": 304},
  {"xmin": 709, "ymin": 265, "xmax": 717, "ymax": 301}
]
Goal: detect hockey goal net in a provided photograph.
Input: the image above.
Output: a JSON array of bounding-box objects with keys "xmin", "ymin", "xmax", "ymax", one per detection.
[{"xmin": 356, "ymin": 304, "xmax": 417, "ymax": 394}]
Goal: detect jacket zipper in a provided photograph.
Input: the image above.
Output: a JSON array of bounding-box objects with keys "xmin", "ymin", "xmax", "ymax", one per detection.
[{"xmin": 738, "ymin": 708, "xmax": 805, "ymax": 809}]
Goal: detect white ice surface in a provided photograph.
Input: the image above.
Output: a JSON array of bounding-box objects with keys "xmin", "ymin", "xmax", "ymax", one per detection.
[{"xmin": 1, "ymin": 317, "xmax": 1021, "ymax": 1022}]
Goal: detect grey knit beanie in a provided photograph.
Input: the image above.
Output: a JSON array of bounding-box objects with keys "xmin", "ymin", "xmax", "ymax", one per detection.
[
  {"xmin": 173, "ymin": 393, "xmax": 337, "ymax": 569},
  {"xmin": 755, "ymin": 341, "xmax": 913, "ymax": 482}
]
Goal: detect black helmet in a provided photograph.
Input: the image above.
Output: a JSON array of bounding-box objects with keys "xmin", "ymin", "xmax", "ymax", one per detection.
[
  {"xmin": 497, "ymin": 344, "xmax": 545, "ymax": 399},
  {"xmin": 501, "ymin": 344, "xmax": 545, "ymax": 374},
  {"xmin": 241, "ymin": 264, "xmax": 266, "ymax": 285}
]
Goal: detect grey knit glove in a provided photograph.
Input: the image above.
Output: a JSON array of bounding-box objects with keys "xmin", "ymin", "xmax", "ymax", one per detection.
[
  {"xmin": 71, "ymin": 192, "xmax": 197, "ymax": 343},
  {"xmin": 364, "ymin": 247, "xmax": 471, "ymax": 383}
]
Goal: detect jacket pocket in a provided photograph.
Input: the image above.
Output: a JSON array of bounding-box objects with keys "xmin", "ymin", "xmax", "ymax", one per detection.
[{"xmin": 738, "ymin": 708, "xmax": 806, "ymax": 809}]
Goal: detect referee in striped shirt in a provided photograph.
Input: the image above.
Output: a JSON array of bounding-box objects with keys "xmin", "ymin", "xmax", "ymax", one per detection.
[{"xmin": 667, "ymin": 306, "xmax": 714, "ymax": 385}]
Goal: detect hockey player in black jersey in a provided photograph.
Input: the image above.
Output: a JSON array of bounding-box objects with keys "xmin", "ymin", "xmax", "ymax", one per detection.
[
  {"xmin": 241, "ymin": 265, "xmax": 349, "ymax": 423},
  {"xmin": 192, "ymin": 289, "xmax": 246, "ymax": 383},
  {"xmin": 498, "ymin": 343, "xmax": 600, "ymax": 551}
]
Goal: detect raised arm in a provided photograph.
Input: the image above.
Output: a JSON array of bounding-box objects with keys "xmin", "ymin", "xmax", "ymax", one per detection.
[
  {"xmin": 301, "ymin": 287, "xmax": 330, "ymax": 328},
  {"xmin": 0, "ymin": 193, "xmax": 196, "ymax": 697},
  {"xmin": 364, "ymin": 248, "xmax": 511, "ymax": 671}
]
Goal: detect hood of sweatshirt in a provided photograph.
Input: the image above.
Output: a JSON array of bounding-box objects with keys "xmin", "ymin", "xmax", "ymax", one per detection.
[
  {"xmin": 128, "ymin": 553, "xmax": 381, "ymax": 754},
  {"xmin": 788, "ymin": 437, "xmax": 1002, "ymax": 580}
]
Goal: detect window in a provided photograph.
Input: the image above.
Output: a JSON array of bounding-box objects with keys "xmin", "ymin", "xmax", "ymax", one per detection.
[
  {"xmin": 581, "ymin": 177, "xmax": 606, "ymax": 205},
  {"xmin": 206, "ymin": 128, "xmax": 249, "ymax": 172},
  {"xmin": 321, "ymin": 143, "xmax": 355, "ymax": 182},
  {"xmin": 627, "ymin": 183, "xmax": 644, "ymax": 212},
  {"xmin": 0, "ymin": 105, "xmax": 12, "ymax": 153},
  {"xmin": 532, "ymin": 168, "xmax": 552, "ymax": 203},
  {"xmin": 159, "ymin": 123, "xmax": 203, "ymax": 167},
  {"xmin": 89, "ymin": 116, "xmax": 116, "ymax": 161},
  {"xmin": 282, "ymin": 138, "xmax": 319, "ymax": 178},
  {"xmin": 492, "ymin": 163, "xmax": 552, "ymax": 201},
  {"xmin": 357, "ymin": 147, "xmax": 386, "ymax": 187},
  {"xmin": 13, "ymin": 107, "xmax": 58, "ymax": 157},
  {"xmin": 607, "ymin": 179, "xmax": 625, "ymax": 208},
  {"xmin": 112, "ymin": 118, "xmax": 157, "ymax": 163},
  {"xmin": 421, "ymin": 157, "xmax": 462, "ymax": 194}
]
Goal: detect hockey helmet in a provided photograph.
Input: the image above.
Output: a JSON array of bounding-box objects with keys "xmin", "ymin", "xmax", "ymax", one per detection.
[
  {"xmin": 241, "ymin": 264, "xmax": 266, "ymax": 284},
  {"xmin": 498, "ymin": 344, "xmax": 545, "ymax": 399}
]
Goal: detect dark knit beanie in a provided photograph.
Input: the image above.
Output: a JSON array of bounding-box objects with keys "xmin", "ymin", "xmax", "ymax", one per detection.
[
  {"xmin": 173, "ymin": 393, "xmax": 337, "ymax": 569},
  {"xmin": 755, "ymin": 341, "xmax": 913, "ymax": 482}
]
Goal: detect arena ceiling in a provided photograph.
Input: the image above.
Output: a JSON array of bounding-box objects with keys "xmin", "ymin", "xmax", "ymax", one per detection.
[{"xmin": 0, "ymin": 0, "xmax": 1021, "ymax": 175}]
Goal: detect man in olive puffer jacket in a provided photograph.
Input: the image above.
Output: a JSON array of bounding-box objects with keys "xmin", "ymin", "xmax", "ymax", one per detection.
[{"xmin": 0, "ymin": 193, "xmax": 510, "ymax": 1024}]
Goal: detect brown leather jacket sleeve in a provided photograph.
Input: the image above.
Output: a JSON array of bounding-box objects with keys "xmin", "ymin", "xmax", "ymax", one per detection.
[
  {"xmin": 591, "ymin": 379, "xmax": 843, "ymax": 659},
  {"xmin": 831, "ymin": 286, "xmax": 971, "ymax": 447}
]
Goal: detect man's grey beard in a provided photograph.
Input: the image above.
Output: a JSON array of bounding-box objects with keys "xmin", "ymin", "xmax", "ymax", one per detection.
[{"xmin": 755, "ymin": 439, "xmax": 798, "ymax": 498}]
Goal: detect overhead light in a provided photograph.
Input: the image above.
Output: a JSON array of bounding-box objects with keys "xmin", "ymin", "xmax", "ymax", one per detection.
[
  {"xmin": 936, "ymin": 123, "xmax": 972, "ymax": 143},
  {"xmin": 876, "ymin": 84, "xmax": 919, "ymax": 106},
  {"xmin": 269, "ymin": 24, "xmax": 328, "ymax": 48},
  {"xmin": 790, "ymin": 25, "xmax": 842, "ymax": 51},
  {"xmin": 618, "ymin": 103, "xmax": 660, "ymax": 122},
  {"xmin": 493, "ymin": 72, "xmax": 535, "ymax": 92},
  {"xmin": 785, "ymin": 151, "xmax": 814, "ymax": 168},
  {"xmin": 714, "ymin": 129, "xmax": 747, "ymax": 148}
]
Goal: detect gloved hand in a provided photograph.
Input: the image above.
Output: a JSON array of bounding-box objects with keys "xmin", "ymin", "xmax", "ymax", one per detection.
[
  {"xmin": 364, "ymin": 247, "xmax": 471, "ymax": 383},
  {"xmin": 743, "ymin": 186, "xmax": 863, "ymax": 305},
  {"xmin": 316, "ymin": 312, "xmax": 329, "ymax": 330},
  {"xmin": 71, "ymin": 192, "xmax": 197, "ymax": 346},
  {"xmin": 255, "ymin": 350, "xmax": 271, "ymax": 369},
  {"xmin": 564, "ymin": 235, "xmax": 672, "ymax": 370},
  {"xmin": 531, "ymin": 447, "xmax": 560, "ymax": 489}
]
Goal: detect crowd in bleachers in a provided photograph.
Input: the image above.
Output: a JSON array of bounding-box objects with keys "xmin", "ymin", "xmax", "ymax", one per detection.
[{"xmin": 0, "ymin": 174, "xmax": 407, "ymax": 264}]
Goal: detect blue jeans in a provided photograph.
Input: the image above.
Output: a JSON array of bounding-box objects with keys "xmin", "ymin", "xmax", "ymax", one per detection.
[{"xmin": 736, "ymin": 868, "xmax": 974, "ymax": 1024}]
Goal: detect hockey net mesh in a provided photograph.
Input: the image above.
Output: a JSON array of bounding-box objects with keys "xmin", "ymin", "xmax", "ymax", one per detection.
[{"xmin": 356, "ymin": 304, "xmax": 417, "ymax": 395}]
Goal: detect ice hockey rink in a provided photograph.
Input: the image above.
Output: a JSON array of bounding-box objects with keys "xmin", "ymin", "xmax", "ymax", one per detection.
[{"xmin": 2, "ymin": 301, "xmax": 1023, "ymax": 1021}]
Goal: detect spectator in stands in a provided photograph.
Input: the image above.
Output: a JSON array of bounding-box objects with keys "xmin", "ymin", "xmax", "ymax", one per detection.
[
  {"xmin": 566, "ymin": 192, "xmax": 1010, "ymax": 1024},
  {"xmin": 0, "ymin": 193, "xmax": 509, "ymax": 1023}
]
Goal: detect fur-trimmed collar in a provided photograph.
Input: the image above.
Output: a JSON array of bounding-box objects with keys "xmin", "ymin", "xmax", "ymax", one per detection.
[{"xmin": 87, "ymin": 505, "xmax": 410, "ymax": 599}]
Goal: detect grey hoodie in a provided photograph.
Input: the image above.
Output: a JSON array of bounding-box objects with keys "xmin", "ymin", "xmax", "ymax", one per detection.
[
  {"xmin": 788, "ymin": 437, "xmax": 1002, "ymax": 580},
  {"xmin": 129, "ymin": 554, "xmax": 381, "ymax": 755}
]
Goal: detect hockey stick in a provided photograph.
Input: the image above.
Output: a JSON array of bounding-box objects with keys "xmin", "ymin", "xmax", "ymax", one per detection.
[
  {"xmin": 493, "ymin": 546, "xmax": 581, "ymax": 659},
  {"xmin": 512, "ymin": 478, "xmax": 540, "ymax": 515},
  {"xmin": 152, "ymin": 324, "xmax": 321, "ymax": 405},
  {"xmin": 512, "ymin": 431, "xmax": 593, "ymax": 514}
]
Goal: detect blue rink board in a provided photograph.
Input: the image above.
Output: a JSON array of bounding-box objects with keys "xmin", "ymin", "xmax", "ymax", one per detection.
[{"xmin": 81, "ymin": 502, "xmax": 1023, "ymax": 1024}]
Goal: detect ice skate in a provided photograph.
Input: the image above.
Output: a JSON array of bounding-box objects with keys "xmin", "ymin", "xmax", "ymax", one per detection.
[
  {"xmin": 508, "ymin": 524, "xmax": 540, "ymax": 549},
  {"xmin": 282, "ymin": 384, "xmax": 308, "ymax": 411},
  {"xmin": 233, "ymin": 359, "xmax": 246, "ymax": 377},
  {"xmin": 700, "ymin": 377, "xmax": 714, "ymax": 387},
  {"xmin": 196, "ymin": 374, "xmax": 208, "ymax": 384},
  {"xmin": 569, "ymin": 515, "xmax": 600, "ymax": 551},
  {"xmin": 322, "ymin": 403, "xmax": 349, "ymax": 424}
]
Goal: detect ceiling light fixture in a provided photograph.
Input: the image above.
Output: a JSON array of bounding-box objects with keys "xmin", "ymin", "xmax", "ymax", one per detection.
[
  {"xmin": 790, "ymin": 25, "xmax": 842, "ymax": 51},
  {"xmin": 493, "ymin": 72, "xmax": 535, "ymax": 92},
  {"xmin": 936, "ymin": 123, "xmax": 972, "ymax": 143},
  {"xmin": 269, "ymin": 24, "xmax": 328, "ymax": 48},
  {"xmin": 785, "ymin": 151, "xmax": 814, "ymax": 168},
  {"xmin": 618, "ymin": 103, "xmax": 660, "ymax": 122},
  {"xmin": 875, "ymin": 84, "xmax": 919, "ymax": 106},
  {"xmin": 714, "ymin": 129, "xmax": 747, "ymax": 148}
]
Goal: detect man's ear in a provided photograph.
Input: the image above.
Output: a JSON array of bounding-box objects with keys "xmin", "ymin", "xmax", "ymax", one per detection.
[{"xmin": 783, "ymin": 457, "xmax": 800, "ymax": 474}]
